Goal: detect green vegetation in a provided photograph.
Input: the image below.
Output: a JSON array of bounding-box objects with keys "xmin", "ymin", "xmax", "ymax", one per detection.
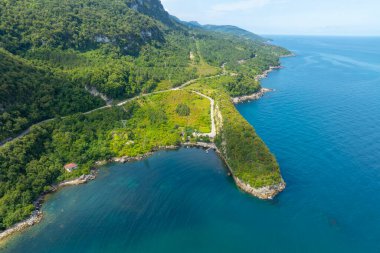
[
  {"xmin": 186, "ymin": 82, "xmax": 282, "ymax": 188},
  {"xmin": 0, "ymin": 0, "xmax": 288, "ymax": 141},
  {"xmin": 190, "ymin": 40, "xmax": 221, "ymax": 77},
  {"xmin": 0, "ymin": 0, "xmax": 290, "ymax": 230},
  {"xmin": 202, "ymin": 25, "xmax": 265, "ymax": 42},
  {"xmin": 0, "ymin": 90, "xmax": 211, "ymax": 230},
  {"xmin": 197, "ymin": 74, "xmax": 261, "ymax": 97},
  {"xmin": 0, "ymin": 49, "xmax": 104, "ymax": 140},
  {"xmin": 176, "ymin": 104, "xmax": 191, "ymax": 116},
  {"xmin": 113, "ymin": 90, "xmax": 211, "ymax": 156},
  {"xmin": 175, "ymin": 18, "xmax": 265, "ymax": 42}
]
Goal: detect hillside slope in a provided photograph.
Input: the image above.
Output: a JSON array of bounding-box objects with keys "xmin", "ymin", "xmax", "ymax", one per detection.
[
  {"xmin": 0, "ymin": 0, "xmax": 290, "ymax": 232},
  {"xmin": 173, "ymin": 17, "xmax": 265, "ymax": 42},
  {"xmin": 0, "ymin": 49, "xmax": 104, "ymax": 141}
]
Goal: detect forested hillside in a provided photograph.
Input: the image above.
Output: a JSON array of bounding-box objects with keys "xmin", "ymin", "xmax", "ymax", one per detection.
[
  {"xmin": 0, "ymin": 0, "xmax": 290, "ymax": 231},
  {"xmin": 0, "ymin": 49, "xmax": 104, "ymax": 141},
  {"xmin": 0, "ymin": 0, "xmax": 168, "ymax": 54},
  {"xmin": 0, "ymin": 0, "xmax": 288, "ymax": 141},
  {"xmin": 176, "ymin": 18, "xmax": 265, "ymax": 42}
]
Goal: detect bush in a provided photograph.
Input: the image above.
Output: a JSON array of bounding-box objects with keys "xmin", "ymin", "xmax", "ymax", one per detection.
[{"xmin": 176, "ymin": 104, "xmax": 190, "ymax": 116}]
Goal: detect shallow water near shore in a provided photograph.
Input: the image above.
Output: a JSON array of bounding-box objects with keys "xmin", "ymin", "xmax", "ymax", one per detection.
[{"xmin": 3, "ymin": 36, "xmax": 380, "ymax": 252}]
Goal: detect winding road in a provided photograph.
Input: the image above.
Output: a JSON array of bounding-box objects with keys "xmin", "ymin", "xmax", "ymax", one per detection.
[{"xmin": 1, "ymin": 66, "xmax": 225, "ymax": 147}]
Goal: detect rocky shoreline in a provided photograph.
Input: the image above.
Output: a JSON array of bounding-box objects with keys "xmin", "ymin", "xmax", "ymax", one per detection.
[
  {"xmin": 231, "ymin": 64, "xmax": 284, "ymax": 104},
  {"xmin": 0, "ymin": 140, "xmax": 283, "ymax": 245},
  {"xmin": 213, "ymin": 146, "xmax": 286, "ymax": 199},
  {"xmin": 233, "ymin": 177, "xmax": 286, "ymax": 200},
  {"xmin": 0, "ymin": 142, "xmax": 220, "ymax": 245},
  {"xmin": 182, "ymin": 142, "xmax": 285, "ymax": 200},
  {"xmin": 281, "ymin": 52, "xmax": 296, "ymax": 58},
  {"xmin": 232, "ymin": 87, "xmax": 274, "ymax": 104},
  {"xmin": 0, "ymin": 54, "xmax": 292, "ymax": 245},
  {"xmin": 0, "ymin": 171, "xmax": 97, "ymax": 244},
  {"xmin": 111, "ymin": 143, "xmax": 218, "ymax": 164},
  {"xmin": 255, "ymin": 65, "xmax": 282, "ymax": 81},
  {"xmin": 0, "ymin": 211, "xmax": 43, "ymax": 245}
]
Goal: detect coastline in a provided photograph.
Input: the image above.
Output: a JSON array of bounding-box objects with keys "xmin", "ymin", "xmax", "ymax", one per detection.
[
  {"xmin": 232, "ymin": 87, "xmax": 274, "ymax": 104},
  {"xmin": 213, "ymin": 145, "xmax": 286, "ymax": 200},
  {"xmin": 229, "ymin": 62, "xmax": 290, "ymax": 197},
  {"xmin": 232, "ymin": 61, "xmax": 291, "ymax": 104},
  {"xmin": 255, "ymin": 65, "xmax": 282, "ymax": 82},
  {"xmin": 0, "ymin": 172, "xmax": 97, "ymax": 244},
  {"xmin": 0, "ymin": 143, "xmax": 216, "ymax": 245},
  {"xmin": 0, "ymin": 59, "xmax": 290, "ymax": 244},
  {"xmin": 234, "ymin": 177, "xmax": 286, "ymax": 200},
  {"xmin": 281, "ymin": 52, "xmax": 296, "ymax": 58}
]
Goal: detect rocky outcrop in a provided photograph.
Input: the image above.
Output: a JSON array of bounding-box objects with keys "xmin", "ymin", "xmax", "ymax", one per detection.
[
  {"xmin": 112, "ymin": 154, "xmax": 153, "ymax": 163},
  {"xmin": 58, "ymin": 173, "xmax": 96, "ymax": 187},
  {"xmin": 0, "ymin": 211, "xmax": 43, "ymax": 242},
  {"xmin": 255, "ymin": 66, "xmax": 282, "ymax": 81},
  {"xmin": 85, "ymin": 85, "xmax": 113, "ymax": 105},
  {"xmin": 183, "ymin": 142, "xmax": 216, "ymax": 149},
  {"xmin": 0, "ymin": 171, "xmax": 97, "ymax": 244},
  {"xmin": 281, "ymin": 52, "xmax": 296, "ymax": 58},
  {"xmin": 112, "ymin": 144, "xmax": 217, "ymax": 164},
  {"xmin": 234, "ymin": 177, "xmax": 286, "ymax": 200},
  {"xmin": 232, "ymin": 88, "xmax": 273, "ymax": 104}
]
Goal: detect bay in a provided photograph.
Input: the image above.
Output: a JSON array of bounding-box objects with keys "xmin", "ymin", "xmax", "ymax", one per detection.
[{"xmin": 3, "ymin": 36, "xmax": 380, "ymax": 253}]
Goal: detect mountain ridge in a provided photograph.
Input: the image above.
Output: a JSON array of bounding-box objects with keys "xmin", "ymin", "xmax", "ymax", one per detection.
[{"xmin": 171, "ymin": 16, "xmax": 265, "ymax": 42}]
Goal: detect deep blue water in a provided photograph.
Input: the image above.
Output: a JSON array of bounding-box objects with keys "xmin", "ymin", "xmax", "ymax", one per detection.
[{"xmin": 3, "ymin": 36, "xmax": 380, "ymax": 253}]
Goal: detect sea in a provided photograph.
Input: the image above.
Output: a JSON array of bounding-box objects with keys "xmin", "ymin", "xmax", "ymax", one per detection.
[{"xmin": 2, "ymin": 36, "xmax": 380, "ymax": 253}]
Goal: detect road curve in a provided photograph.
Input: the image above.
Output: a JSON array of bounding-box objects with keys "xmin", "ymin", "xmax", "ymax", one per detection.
[{"xmin": 1, "ymin": 67, "xmax": 226, "ymax": 147}]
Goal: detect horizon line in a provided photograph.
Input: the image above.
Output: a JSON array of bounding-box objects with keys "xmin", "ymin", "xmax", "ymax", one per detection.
[{"xmin": 260, "ymin": 34, "xmax": 380, "ymax": 37}]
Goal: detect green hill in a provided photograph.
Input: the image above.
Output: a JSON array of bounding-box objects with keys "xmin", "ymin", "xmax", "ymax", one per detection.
[
  {"xmin": 0, "ymin": 49, "xmax": 104, "ymax": 141},
  {"xmin": 0, "ymin": 0, "xmax": 290, "ymax": 231},
  {"xmin": 173, "ymin": 17, "xmax": 265, "ymax": 41},
  {"xmin": 202, "ymin": 25, "xmax": 265, "ymax": 41}
]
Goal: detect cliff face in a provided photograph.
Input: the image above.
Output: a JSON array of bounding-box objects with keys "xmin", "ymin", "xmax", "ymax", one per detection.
[{"xmin": 126, "ymin": 0, "xmax": 175, "ymax": 27}]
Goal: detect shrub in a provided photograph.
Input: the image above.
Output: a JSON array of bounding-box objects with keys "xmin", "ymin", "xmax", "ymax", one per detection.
[{"xmin": 176, "ymin": 104, "xmax": 190, "ymax": 116}]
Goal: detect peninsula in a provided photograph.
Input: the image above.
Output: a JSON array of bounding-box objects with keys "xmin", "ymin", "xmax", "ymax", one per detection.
[{"xmin": 0, "ymin": 0, "xmax": 290, "ymax": 240}]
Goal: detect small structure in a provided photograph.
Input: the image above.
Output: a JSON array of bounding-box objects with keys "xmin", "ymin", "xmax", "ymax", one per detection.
[{"xmin": 64, "ymin": 163, "xmax": 78, "ymax": 173}]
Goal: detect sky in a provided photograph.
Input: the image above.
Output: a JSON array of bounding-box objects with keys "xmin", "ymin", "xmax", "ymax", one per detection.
[{"xmin": 161, "ymin": 0, "xmax": 380, "ymax": 36}]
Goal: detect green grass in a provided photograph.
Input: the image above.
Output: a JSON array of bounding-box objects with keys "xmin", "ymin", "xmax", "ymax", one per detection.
[{"xmin": 111, "ymin": 90, "xmax": 211, "ymax": 157}]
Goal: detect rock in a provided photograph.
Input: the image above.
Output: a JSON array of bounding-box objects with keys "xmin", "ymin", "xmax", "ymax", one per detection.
[
  {"xmin": 0, "ymin": 211, "xmax": 43, "ymax": 242},
  {"xmin": 234, "ymin": 177, "xmax": 286, "ymax": 200},
  {"xmin": 232, "ymin": 87, "xmax": 274, "ymax": 104}
]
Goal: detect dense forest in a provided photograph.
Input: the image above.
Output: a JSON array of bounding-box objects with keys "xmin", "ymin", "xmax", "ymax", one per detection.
[
  {"xmin": 0, "ymin": 49, "xmax": 104, "ymax": 140},
  {"xmin": 0, "ymin": 0, "xmax": 290, "ymax": 230}
]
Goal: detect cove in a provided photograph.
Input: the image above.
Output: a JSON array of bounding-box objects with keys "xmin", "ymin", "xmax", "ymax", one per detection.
[{"xmin": 3, "ymin": 36, "xmax": 380, "ymax": 253}]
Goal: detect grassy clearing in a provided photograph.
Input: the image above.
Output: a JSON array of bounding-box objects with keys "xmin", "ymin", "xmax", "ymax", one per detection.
[{"xmin": 110, "ymin": 90, "xmax": 211, "ymax": 157}]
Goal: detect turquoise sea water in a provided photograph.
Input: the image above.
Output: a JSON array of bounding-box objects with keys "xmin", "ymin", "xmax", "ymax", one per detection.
[{"xmin": 3, "ymin": 36, "xmax": 380, "ymax": 253}]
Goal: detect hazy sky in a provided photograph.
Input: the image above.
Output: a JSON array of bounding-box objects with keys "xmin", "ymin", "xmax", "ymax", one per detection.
[{"xmin": 161, "ymin": 0, "xmax": 380, "ymax": 36}]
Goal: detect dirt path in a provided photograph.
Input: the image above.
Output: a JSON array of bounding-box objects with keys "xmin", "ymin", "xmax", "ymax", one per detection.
[{"xmin": 192, "ymin": 91, "xmax": 216, "ymax": 138}]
